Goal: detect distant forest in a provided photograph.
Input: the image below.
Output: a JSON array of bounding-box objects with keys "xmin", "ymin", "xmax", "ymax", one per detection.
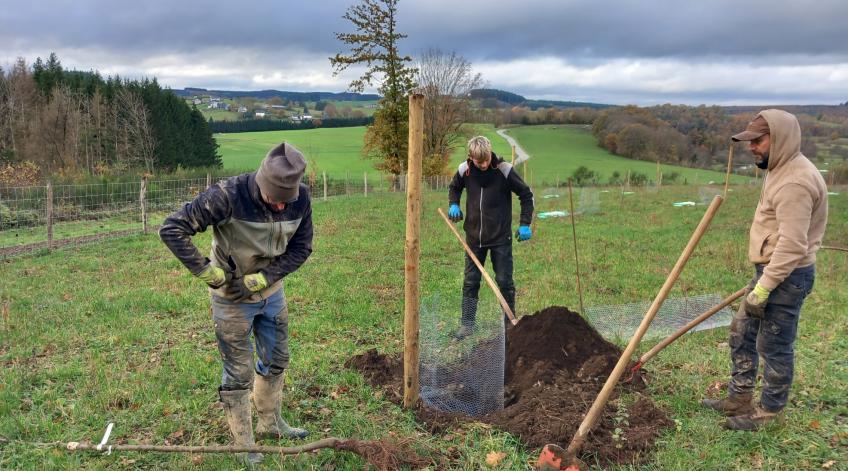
[{"xmin": 0, "ymin": 53, "xmax": 219, "ymax": 181}]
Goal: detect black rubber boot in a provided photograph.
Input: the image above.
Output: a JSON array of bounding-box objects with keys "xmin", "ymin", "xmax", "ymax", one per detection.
[{"xmin": 454, "ymin": 297, "xmax": 478, "ymax": 340}]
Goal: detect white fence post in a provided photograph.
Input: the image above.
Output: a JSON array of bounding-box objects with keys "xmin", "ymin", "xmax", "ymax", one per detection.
[{"xmin": 322, "ymin": 171, "xmax": 327, "ymax": 201}]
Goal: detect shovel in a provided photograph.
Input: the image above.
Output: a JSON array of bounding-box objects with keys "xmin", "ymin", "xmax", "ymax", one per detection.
[
  {"xmin": 536, "ymin": 195, "xmax": 723, "ymax": 471},
  {"xmin": 437, "ymin": 207, "xmax": 518, "ymax": 325}
]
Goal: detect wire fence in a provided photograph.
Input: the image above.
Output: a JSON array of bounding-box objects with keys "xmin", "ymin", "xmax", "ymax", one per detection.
[
  {"xmin": 0, "ymin": 173, "xmax": 454, "ymax": 259},
  {"xmin": 2, "ymin": 172, "xmax": 841, "ymax": 260}
]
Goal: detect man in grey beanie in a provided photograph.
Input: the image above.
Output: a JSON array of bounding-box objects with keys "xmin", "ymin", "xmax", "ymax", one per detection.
[{"xmin": 160, "ymin": 141, "xmax": 313, "ymax": 464}]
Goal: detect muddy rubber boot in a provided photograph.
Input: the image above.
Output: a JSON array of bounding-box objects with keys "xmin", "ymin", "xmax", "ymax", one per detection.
[
  {"xmin": 701, "ymin": 392, "xmax": 755, "ymax": 416},
  {"xmin": 725, "ymin": 406, "xmax": 780, "ymax": 431},
  {"xmin": 219, "ymin": 388, "xmax": 263, "ymax": 466},
  {"xmin": 454, "ymin": 297, "xmax": 478, "ymax": 340},
  {"xmin": 254, "ymin": 372, "xmax": 309, "ymax": 440}
]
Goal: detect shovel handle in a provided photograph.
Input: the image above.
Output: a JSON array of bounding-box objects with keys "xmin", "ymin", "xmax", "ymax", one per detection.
[
  {"xmin": 636, "ymin": 287, "xmax": 746, "ymax": 367},
  {"xmin": 437, "ymin": 208, "xmax": 518, "ymax": 325},
  {"xmin": 566, "ymin": 195, "xmax": 723, "ymax": 456}
]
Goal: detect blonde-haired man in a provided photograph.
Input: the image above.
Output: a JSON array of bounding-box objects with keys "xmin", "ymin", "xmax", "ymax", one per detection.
[{"xmin": 447, "ymin": 136, "xmax": 534, "ymax": 339}]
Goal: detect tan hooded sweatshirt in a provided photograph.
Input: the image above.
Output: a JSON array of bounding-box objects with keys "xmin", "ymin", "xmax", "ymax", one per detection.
[{"xmin": 748, "ymin": 109, "xmax": 828, "ymax": 290}]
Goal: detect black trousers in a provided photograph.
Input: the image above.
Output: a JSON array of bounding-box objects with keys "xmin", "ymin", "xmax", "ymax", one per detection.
[{"xmin": 461, "ymin": 242, "xmax": 515, "ymax": 324}]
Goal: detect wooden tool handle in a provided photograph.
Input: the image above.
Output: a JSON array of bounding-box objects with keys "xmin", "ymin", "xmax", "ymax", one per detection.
[
  {"xmin": 637, "ymin": 287, "xmax": 746, "ymax": 366},
  {"xmin": 437, "ymin": 207, "xmax": 518, "ymax": 325}
]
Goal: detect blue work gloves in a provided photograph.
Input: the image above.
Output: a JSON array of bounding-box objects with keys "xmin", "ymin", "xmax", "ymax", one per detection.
[
  {"xmin": 448, "ymin": 203, "xmax": 463, "ymax": 222},
  {"xmin": 516, "ymin": 225, "xmax": 532, "ymax": 242}
]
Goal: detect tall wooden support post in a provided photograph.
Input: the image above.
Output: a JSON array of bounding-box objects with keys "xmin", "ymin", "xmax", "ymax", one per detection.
[
  {"xmin": 403, "ymin": 93, "xmax": 424, "ymax": 409},
  {"xmin": 46, "ymin": 182, "xmax": 54, "ymax": 251},
  {"xmin": 364, "ymin": 172, "xmax": 368, "ymax": 197},
  {"xmin": 322, "ymin": 171, "xmax": 327, "ymax": 201},
  {"xmin": 723, "ymin": 145, "xmax": 734, "ymax": 199},
  {"xmin": 511, "ymin": 145, "xmax": 516, "ymax": 164},
  {"xmin": 140, "ymin": 176, "xmax": 148, "ymax": 234},
  {"xmin": 206, "ymin": 172, "xmax": 212, "ymax": 188}
]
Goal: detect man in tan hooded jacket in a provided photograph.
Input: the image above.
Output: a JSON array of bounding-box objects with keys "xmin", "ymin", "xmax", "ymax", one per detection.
[{"xmin": 702, "ymin": 109, "xmax": 828, "ymax": 430}]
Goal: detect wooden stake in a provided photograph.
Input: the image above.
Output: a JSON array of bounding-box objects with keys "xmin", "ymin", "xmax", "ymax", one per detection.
[
  {"xmin": 723, "ymin": 145, "xmax": 734, "ymax": 199},
  {"xmin": 437, "ymin": 208, "xmax": 517, "ymax": 325},
  {"xmin": 403, "ymin": 93, "xmax": 424, "ymax": 409},
  {"xmin": 140, "ymin": 176, "xmax": 148, "ymax": 234},
  {"xmin": 322, "ymin": 171, "xmax": 327, "ymax": 201},
  {"xmin": 511, "ymin": 144, "xmax": 516, "ymax": 164},
  {"xmin": 46, "ymin": 182, "xmax": 53, "ymax": 251},
  {"xmin": 364, "ymin": 172, "xmax": 368, "ymax": 197},
  {"xmin": 567, "ymin": 180, "xmax": 584, "ymax": 317}
]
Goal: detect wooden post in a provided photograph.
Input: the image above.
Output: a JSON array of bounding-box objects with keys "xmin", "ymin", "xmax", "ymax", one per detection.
[
  {"xmin": 322, "ymin": 171, "xmax": 327, "ymax": 201},
  {"xmin": 567, "ymin": 180, "xmax": 584, "ymax": 317},
  {"xmin": 140, "ymin": 176, "xmax": 148, "ymax": 234},
  {"xmin": 511, "ymin": 144, "xmax": 516, "ymax": 164},
  {"xmin": 403, "ymin": 93, "xmax": 424, "ymax": 409},
  {"xmin": 723, "ymin": 145, "xmax": 734, "ymax": 199},
  {"xmin": 206, "ymin": 172, "xmax": 212, "ymax": 188},
  {"xmin": 46, "ymin": 182, "xmax": 53, "ymax": 250},
  {"xmin": 656, "ymin": 160, "xmax": 661, "ymax": 190},
  {"xmin": 364, "ymin": 172, "xmax": 368, "ymax": 197},
  {"xmin": 345, "ymin": 171, "xmax": 349, "ymax": 195}
]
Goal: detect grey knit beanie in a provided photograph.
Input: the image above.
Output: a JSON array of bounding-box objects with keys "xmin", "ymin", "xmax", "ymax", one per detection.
[{"xmin": 255, "ymin": 142, "xmax": 306, "ymax": 203}]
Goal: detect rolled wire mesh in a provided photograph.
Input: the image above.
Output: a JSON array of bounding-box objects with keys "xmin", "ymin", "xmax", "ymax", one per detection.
[
  {"xmin": 584, "ymin": 293, "xmax": 734, "ymax": 344},
  {"xmin": 419, "ymin": 294, "xmax": 505, "ymax": 416}
]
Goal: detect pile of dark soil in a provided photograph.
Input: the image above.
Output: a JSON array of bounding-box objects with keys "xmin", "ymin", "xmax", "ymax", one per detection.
[{"xmin": 345, "ymin": 306, "xmax": 673, "ymax": 467}]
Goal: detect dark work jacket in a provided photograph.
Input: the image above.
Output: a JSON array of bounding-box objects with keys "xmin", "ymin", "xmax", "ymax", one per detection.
[
  {"xmin": 159, "ymin": 173, "xmax": 313, "ymax": 302},
  {"xmin": 448, "ymin": 153, "xmax": 534, "ymax": 247}
]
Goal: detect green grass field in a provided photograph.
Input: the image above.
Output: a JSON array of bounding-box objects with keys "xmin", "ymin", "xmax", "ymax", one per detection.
[
  {"xmin": 502, "ymin": 125, "xmax": 745, "ymax": 186},
  {"xmin": 1, "ymin": 185, "xmax": 845, "ymax": 469},
  {"xmin": 216, "ymin": 124, "xmax": 745, "ymax": 188},
  {"xmin": 214, "ymin": 124, "xmax": 511, "ymax": 178}
]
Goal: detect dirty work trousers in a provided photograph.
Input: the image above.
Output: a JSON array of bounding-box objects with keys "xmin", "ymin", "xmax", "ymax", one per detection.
[
  {"xmin": 729, "ymin": 264, "xmax": 815, "ymax": 412},
  {"xmin": 461, "ymin": 242, "xmax": 515, "ymax": 326},
  {"xmin": 212, "ymin": 288, "xmax": 289, "ymax": 391}
]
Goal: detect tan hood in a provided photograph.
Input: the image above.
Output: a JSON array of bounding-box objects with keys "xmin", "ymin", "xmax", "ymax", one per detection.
[
  {"xmin": 759, "ymin": 109, "xmax": 802, "ymax": 171},
  {"xmin": 746, "ymin": 109, "xmax": 828, "ymax": 290}
]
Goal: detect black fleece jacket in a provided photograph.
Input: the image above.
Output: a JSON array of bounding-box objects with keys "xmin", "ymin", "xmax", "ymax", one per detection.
[{"xmin": 448, "ymin": 153, "xmax": 534, "ymax": 247}]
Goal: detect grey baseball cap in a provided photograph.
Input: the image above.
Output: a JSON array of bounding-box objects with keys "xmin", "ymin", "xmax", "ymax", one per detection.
[{"xmin": 255, "ymin": 142, "xmax": 306, "ymax": 203}]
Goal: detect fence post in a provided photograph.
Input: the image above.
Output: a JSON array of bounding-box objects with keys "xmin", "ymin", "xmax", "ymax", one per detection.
[
  {"xmin": 206, "ymin": 172, "xmax": 212, "ymax": 188},
  {"xmin": 364, "ymin": 172, "xmax": 368, "ymax": 197},
  {"xmin": 46, "ymin": 182, "xmax": 53, "ymax": 251},
  {"xmin": 322, "ymin": 171, "xmax": 327, "ymax": 201},
  {"xmin": 140, "ymin": 175, "xmax": 148, "ymax": 234},
  {"xmin": 403, "ymin": 92, "xmax": 424, "ymax": 409},
  {"xmin": 345, "ymin": 172, "xmax": 349, "ymax": 195}
]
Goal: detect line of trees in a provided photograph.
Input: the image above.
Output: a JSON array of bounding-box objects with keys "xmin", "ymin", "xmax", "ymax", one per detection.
[
  {"xmin": 0, "ymin": 53, "xmax": 220, "ymax": 181},
  {"xmin": 209, "ymin": 116, "xmax": 374, "ymax": 134}
]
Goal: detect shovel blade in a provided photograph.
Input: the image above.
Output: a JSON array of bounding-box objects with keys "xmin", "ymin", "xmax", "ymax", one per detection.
[{"xmin": 536, "ymin": 444, "xmax": 586, "ymax": 471}]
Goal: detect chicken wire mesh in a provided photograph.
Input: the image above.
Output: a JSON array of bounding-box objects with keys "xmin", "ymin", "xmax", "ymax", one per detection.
[
  {"xmin": 419, "ymin": 295, "xmax": 505, "ymax": 416},
  {"xmin": 584, "ymin": 293, "xmax": 734, "ymax": 343}
]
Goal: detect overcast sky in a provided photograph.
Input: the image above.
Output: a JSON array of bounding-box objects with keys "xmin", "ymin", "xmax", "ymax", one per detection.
[{"xmin": 2, "ymin": 0, "xmax": 847, "ymax": 106}]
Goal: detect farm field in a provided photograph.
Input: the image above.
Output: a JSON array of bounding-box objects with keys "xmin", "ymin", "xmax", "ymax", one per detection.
[
  {"xmin": 502, "ymin": 125, "xmax": 747, "ymax": 186},
  {"xmin": 215, "ymin": 124, "xmax": 511, "ymax": 176},
  {"xmin": 216, "ymin": 124, "xmax": 745, "ymax": 187},
  {"xmin": 0, "ymin": 185, "xmax": 845, "ymax": 469}
]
